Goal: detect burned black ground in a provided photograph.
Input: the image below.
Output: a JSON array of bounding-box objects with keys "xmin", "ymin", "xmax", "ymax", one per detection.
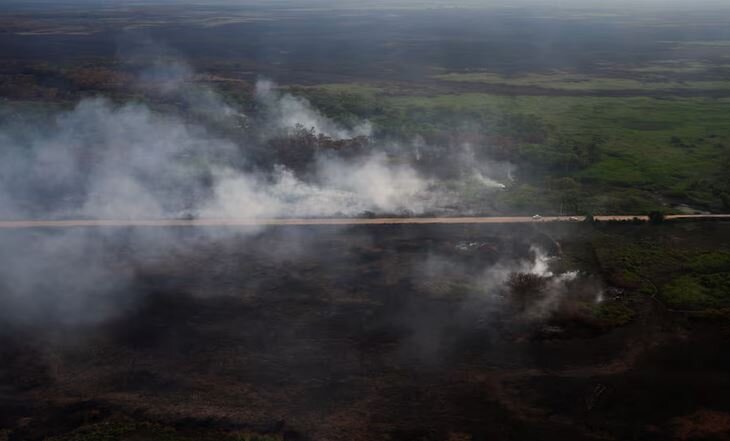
[{"xmin": 1, "ymin": 222, "xmax": 729, "ymax": 440}]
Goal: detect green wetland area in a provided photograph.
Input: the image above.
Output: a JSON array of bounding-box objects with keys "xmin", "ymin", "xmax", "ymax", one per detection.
[{"xmin": 1, "ymin": 1, "xmax": 730, "ymax": 440}]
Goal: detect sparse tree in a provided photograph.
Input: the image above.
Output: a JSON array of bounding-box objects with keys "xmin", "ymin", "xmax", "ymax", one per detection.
[
  {"xmin": 507, "ymin": 272, "xmax": 547, "ymax": 311},
  {"xmin": 648, "ymin": 211, "xmax": 665, "ymax": 225}
]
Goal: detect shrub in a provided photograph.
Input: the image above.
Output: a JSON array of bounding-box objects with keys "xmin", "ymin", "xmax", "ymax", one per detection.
[{"xmin": 648, "ymin": 211, "xmax": 665, "ymax": 225}]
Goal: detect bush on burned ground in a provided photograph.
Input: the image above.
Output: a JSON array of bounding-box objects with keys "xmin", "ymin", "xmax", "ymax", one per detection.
[
  {"xmin": 264, "ymin": 126, "xmax": 369, "ymax": 172},
  {"xmin": 507, "ymin": 272, "xmax": 548, "ymax": 310},
  {"xmin": 648, "ymin": 211, "xmax": 666, "ymax": 225}
]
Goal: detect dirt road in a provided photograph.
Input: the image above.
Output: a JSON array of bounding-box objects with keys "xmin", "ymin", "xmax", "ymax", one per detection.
[{"xmin": 0, "ymin": 214, "xmax": 728, "ymax": 229}]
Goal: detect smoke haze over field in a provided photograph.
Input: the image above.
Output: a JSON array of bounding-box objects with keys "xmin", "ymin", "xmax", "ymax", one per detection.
[
  {"xmin": 2, "ymin": 3, "xmax": 730, "ymax": 440},
  {"xmin": 0, "ymin": 56, "xmax": 514, "ymax": 221},
  {"xmin": 0, "ymin": 54, "xmax": 520, "ymax": 327},
  {"xmin": 0, "ymin": 224, "xmax": 596, "ymax": 330},
  {"xmin": 0, "ymin": 94, "xmax": 452, "ymax": 220},
  {"xmin": 255, "ymin": 80, "xmax": 373, "ymax": 140}
]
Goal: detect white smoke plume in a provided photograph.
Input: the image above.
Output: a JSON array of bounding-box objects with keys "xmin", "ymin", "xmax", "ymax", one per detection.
[
  {"xmin": 0, "ymin": 54, "xmax": 514, "ymax": 327},
  {"xmin": 203, "ymin": 154, "xmax": 445, "ymax": 218},
  {"xmin": 459, "ymin": 143, "xmax": 511, "ymax": 190},
  {"xmin": 0, "ymin": 54, "xmax": 514, "ymax": 221},
  {"xmin": 416, "ymin": 244, "xmax": 600, "ymax": 326},
  {"xmin": 0, "ymin": 97, "xmax": 444, "ymax": 220},
  {"xmin": 0, "ymin": 60, "xmax": 452, "ymax": 325},
  {"xmin": 0, "ymin": 98, "xmax": 234, "ymax": 220},
  {"xmin": 255, "ymin": 79, "xmax": 372, "ymax": 140},
  {"xmin": 0, "ymin": 229, "xmax": 137, "ymax": 326}
]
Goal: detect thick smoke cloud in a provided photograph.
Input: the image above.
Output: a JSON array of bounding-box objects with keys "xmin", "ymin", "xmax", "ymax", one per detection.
[
  {"xmin": 255, "ymin": 79, "xmax": 372, "ymax": 140},
  {"xmin": 0, "ymin": 55, "xmax": 513, "ymax": 327},
  {"xmin": 203, "ymin": 154, "xmax": 446, "ymax": 218},
  {"xmin": 0, "ymin": 229, "xmax": 138, "ymax": 326},
  {"xmin": 0, "ymin": 98, "xmax": 230, "ymax": 219},
  {"xmin": 0, "ymin": 54, "xmax": 480, "ymax": 221}
]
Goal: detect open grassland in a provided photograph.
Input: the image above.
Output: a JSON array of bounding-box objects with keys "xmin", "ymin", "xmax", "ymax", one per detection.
[
  {"xmin": 430, "ymin": 56, "xmax": 730, "ymax": 92},
  {"xmin": 588, "ymin": 221, "xmax": 730, "ymax": 314},
  {"xmin": 298, "ymin": 83, "xmax": 730, "ymax": 214},
  {"xmin": 3, "ymin": 1, "xmax": 730, "ymax": 216},
  {"xmin": 433, "ymin": 71, "xmax": 730, "ymax": 92},
  {"xmin": 387, "ymin": 94, "xmax": 730, "ymax": 183}
]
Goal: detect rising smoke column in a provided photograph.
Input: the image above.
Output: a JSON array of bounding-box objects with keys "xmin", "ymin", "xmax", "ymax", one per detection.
[{"xmin": 254, "ymin": 79, "xmax": 372, "ymax": 140}]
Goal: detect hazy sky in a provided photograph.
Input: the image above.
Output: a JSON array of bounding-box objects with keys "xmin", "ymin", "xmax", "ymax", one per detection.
[{"xmin": 5, "ymin": 0, "xmax": 730, "ymax": 8}]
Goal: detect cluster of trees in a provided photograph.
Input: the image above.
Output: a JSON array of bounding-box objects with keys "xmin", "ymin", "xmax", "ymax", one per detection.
[
  {"xmin": 507, "ymin": 272, "xmax": 548, "ymax": 311},
  {"xmin": 0, "ymin": 73, "xmax": 62, "ymax": 100},
  {"xmin": 0, "ymin": 64, "xmax": 137, "ymax": 100},
  {"xmin": 261, "ymin": 124, "xmax": 370, "ymax": 173},
  {"xmin": 677, "ymin": 153, "xmax": 730, "ymax": 210},
  {"xmin": 303, "ymin": 90, "xmax": 607, "ymax": 183},
  {"xmin": 516, "ymin": 134, "xmax": 604, "ymax": 175},
  {"xmin": 298, "ymin": 89, "xmax": 618, "ymax": 215}
]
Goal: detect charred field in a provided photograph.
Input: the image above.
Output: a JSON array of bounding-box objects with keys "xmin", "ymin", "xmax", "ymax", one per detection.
[
  {"xmin": 2, "ymin": 222, "xmax": 730, "ymax": 441},
  {"xmin": 2, "ymin": 2, "xmax": 730, "ymax": 440}
]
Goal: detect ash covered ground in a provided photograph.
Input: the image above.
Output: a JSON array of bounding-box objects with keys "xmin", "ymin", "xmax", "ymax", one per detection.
[{"xmin": 1, "ymin": 223, "xmax": 729, "ymax": 441}]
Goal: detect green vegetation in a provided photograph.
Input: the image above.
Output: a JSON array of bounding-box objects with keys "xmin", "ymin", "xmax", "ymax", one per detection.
[
  {"xmin": 591, "ymin": 226, "xmax": 730, "ymax": 312},
  {"xmin": 687, "ymin": 251, "xmax": 730, "ymax": 273},
  {"xmin": 5, "ymin": 4, "xmax": 730, "ymax": 218},
  {"xmin": 433, "ymin": 71, "xmax": 730, "ymax": 91},
  {"xmin": 296, "ymin": 84, "xmax": 730, "ymax": 214},
  {"xmin": 627, "ymin": 61, "xmax": 714, "ymax": 74},
  {"xmin": 649, "ymin": 211, "xmax": 666, "ymax": 225},
  {"xmin": 593, "ymin": 301, "xmax": 636, "ymax": 327},
  {"xmin": 669, "ymin": 40, "xmax": 730, "ymax": 48},
  {"xmin": 6, "ymin": 71, "xmax": 730, "ymax": 216},
  {"xmin": 662, "ymin": 274, "xmax": 730, "ymax": 309}
]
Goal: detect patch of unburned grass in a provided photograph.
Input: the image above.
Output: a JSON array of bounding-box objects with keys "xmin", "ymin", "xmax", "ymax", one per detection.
[
  {"xmin": 668, "ymin": 40, "xmax": 730, "ymax": 48},
  {"xmin": 432, "ymin": 71, "xmax": 730, "ymax": 91},
  {"xmin": 590, "ymin": 227, "xmax": 730, "ymax": 312},
  {"xmin": 626, "ymin": 61, "xmax": 711, "ymax": 74},
  {"xmin": 293, "ymin": 83, "xmax": 730, "ymax": 212},
  {"xmin": 383, "ymin": 93, "xmax": 730, "ymax": 198},
  {"xmin": 296, "ymin": 83, "xmax": 384, "ymax": 96},
  {"xmin": 593, "ymin": 301, "xmax": 636, "ymax": 327},
  {"xmin": 663, "ymin": 273, "xmax": 730, "ymax": 310}
]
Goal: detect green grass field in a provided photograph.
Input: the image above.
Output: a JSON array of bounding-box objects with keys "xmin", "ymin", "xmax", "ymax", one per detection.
[
  {"xmin": 589, "ymin": 223, "xmax": 730, "ymax": 313},
  {"xmin": 433, "ymin": 71, "xmax": 730, "ymax": 91},
  {"xmin": 297, "ymin": 83, "xmax": 730, "ymax": 214}
]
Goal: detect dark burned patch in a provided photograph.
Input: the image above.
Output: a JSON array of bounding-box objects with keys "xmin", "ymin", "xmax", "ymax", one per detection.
[
  {"xmin": 3, "ymin": 399, "xmax": 301, "ymax": 441},
  {"xmin": 1, "ymin": 224, "xmax": 729, "ymax": 440},
  {"xmin": 0, "ymin": 334, "xmax": 52, "ymax": 393},
  {"xmin": 6, "ymin": 400, "xmax": 114, "ymax": 441},
  {"xmin": 104, "ymin": 370, "xmax": 180, "ymax": 394},
  {"xmin": 521, "ymin": 324, "xmax": 730, "ymax": 441}
]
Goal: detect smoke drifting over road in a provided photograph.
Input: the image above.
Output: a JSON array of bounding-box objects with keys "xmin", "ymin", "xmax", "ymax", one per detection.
[
  {"xmin": 0, "ymin": 55, "xmax": 525, "ymax": 327},
  {"xmin": 202, "ymin": 154, "xmax": 447, "ymax": 218}
]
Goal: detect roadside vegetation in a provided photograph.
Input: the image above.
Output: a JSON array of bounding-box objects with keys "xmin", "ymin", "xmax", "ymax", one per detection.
[
  {"xmin": 433, "ymin": 70, "xmax": 730, "ymax": 92},
  {"xmin": 588, "ymin": 222, "xmax": 730, "ymax": 315}
]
